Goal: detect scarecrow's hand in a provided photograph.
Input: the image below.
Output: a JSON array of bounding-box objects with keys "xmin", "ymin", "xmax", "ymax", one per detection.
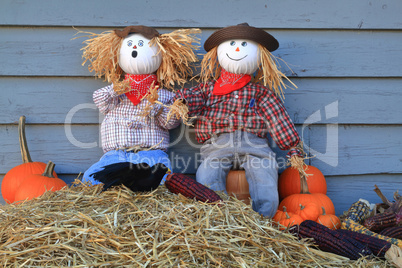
[
  {"xmin": 289, "ymin": 154, "xmax": 308, "ymax": 179},
  {"xmin": 287, "ymin": 145, "xmax": 308, "ymax": 179},
  {"xmin": 168, "ymin": 99, "xmax": 193, "ymax": 126}
]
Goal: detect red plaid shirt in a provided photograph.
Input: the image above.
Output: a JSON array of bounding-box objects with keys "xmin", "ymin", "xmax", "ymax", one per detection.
[{"xmin": 176, "ymin": 81, "xmax": 301, "ymax": 154}]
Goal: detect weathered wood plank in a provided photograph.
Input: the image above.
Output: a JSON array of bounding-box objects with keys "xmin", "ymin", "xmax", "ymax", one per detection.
[
  {"xmin": 326, "ymin": 174, "xmax": 402, "ymax": 215},
  {"xmin": 1, "ymin": 77, "xmax": 401, "ymax": 125},
  {"xmin": 0, "ymin": 124, "xmax": 400, "ymax": 176},
  {"xmin": 1, "ymin": 0, "xmax": 402, "ymax": 29},
  {"xmin": 1, "ymin": 27, "xmax": 402, "ymax": 77},
  {"xmin": 308, "ymin": 125, "xmax": 402, "ymax": 176}
]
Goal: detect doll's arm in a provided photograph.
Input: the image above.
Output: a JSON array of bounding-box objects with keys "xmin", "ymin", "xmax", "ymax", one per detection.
[
  {"xmin": 174, "ymin": 83, "xmax": 210, "ymax": 117},
  {"xmin": 153, "ymin": 91, "xmax": 181, "ymax": 130},
  {"xmin": 259, "ymin": 91, "xmax": 308, "ymax": 174},
  {"xmin": 258, "ymin": 90, "xmax": 302, "ymax": 156},
  {"xmin": 93, "ymin": 84, "xmax": 121, "ymax": 114}
]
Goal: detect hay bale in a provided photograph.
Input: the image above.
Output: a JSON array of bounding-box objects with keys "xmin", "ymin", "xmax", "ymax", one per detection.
[{"xmin": 0, "ymin": 181, "xmax": 390, "ymax": 267}]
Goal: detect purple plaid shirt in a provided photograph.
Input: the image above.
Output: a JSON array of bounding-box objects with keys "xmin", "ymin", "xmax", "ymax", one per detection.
[
  {"xmin": 94, "ymin": 85, "xmax": 180, "ymax": 153},
  {"xmin": 176, "ymin": 81, "xmax": 301, "ymax": 155}
]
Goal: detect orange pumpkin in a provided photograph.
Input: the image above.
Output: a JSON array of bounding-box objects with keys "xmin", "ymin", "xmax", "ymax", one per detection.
[
  {"xmin": 14, "ymin": 161, "xmax": 66, "ymax": 203},
  {"xmin": 317, "ymin": 207, "xmax": 341, "ymax": 230},
  {"xmin": 1, "ymin": 116, "xmax": 57, "ymax": 203},
  {"xmin": 295, "ymin": 202, "xmax": 320, "ymax": 221},
  {"xmin": 278, "ymin": 165, "xmax": 327, "ymax": 200},
  {"xmin": 273, "ymin": 206, "xmax": 290, "ymax": 222},
  {"xmin": 226, "ymin": 170, "xmax": 250, "ymax": 205},
  {"xmin": 278, "ymin": 170, "xmax": 335, "ymax": 215},
  {"xmin": 278, "ymin": 211, "xmax": 304, "ymax": 230}
]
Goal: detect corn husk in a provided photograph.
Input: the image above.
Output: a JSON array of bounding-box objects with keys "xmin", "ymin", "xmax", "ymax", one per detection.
[{"xmin": 0, "ymin": 181, "xmax": 390, "ymax": 267}]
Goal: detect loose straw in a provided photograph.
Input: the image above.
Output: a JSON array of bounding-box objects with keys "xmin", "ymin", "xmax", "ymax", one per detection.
[{"xmin": 0, "ymin": 182, "xmax": 391, "ymax": 267}]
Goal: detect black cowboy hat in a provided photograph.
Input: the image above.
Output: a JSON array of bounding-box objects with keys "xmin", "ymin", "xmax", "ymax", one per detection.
[{"xmin": 204, "ymin": 23, "xmax": 279, "ymax": 52}]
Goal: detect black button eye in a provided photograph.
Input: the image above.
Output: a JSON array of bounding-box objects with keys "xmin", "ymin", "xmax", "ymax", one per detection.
[
  {"xmin": 230, "ymin": 41, "xmax": 236, "ymax": 46},
  {"xmin": 241, "ymin": 42, "xmax": 247, "ymax": 47}
]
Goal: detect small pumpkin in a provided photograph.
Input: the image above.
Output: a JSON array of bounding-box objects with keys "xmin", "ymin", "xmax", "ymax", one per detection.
[
  {"xmin": 1, "ymin": 116, "xmax": 57, "ymax": 203},
  {"xmin": 278, "ymin": 165, "xmax": 327, "ymax": 200},
  {"xmin": 278, "ymin": 211, "xmax": 304, "ymax": 230},
  {"xmin": 14, "ymin": 161, "xmax": 66, "ymax": 202},
  {"xmin": 278, "ymin": 170, "xmax": 335, "ymax": 215},
  {"xmin": 317, "ymin": 207, "xmax": 341, "ymax": 230},
  {"xmin": 273, "ymin": 206, "xmax": 290, "ymax": 222},
  {"xmin": 295, "ymin": 202, "xmax": 321, "ymax": 221}
]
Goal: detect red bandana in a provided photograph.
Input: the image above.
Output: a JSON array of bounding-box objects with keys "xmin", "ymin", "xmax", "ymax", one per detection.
[
  {"xmin": 124, "ymin": 74, "xmax": 158, "ymax": 105},
  {"xmin": 213, "ymin": 69, "xmax": 251, "ymax": 96}
]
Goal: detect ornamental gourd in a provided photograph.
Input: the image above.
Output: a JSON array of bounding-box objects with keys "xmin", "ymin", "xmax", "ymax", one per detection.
[
  {"xmin": 278, "ymin": 170, "xmax": 335, "ymax": 215},
  {"xmin": 1, "ymin": 116, "xmax": 57, "ymax": 203},
  {"xmin": 14, "ymin": 161, "xmax": 66, "ymax": 202},
  {"xmin": 278, "ymin": 165, "xmax": 327, "ymax": 200},
  {"xmin": 273, "ymin": 206, "xmax": 291, "ymax": 222},
  {"xmin": 317, "ymin": 207, "xmax": 341, "ymax": 230},
  {"xmin": 278, "ymin": 211, "xmax": 303, "ymax": 230}
]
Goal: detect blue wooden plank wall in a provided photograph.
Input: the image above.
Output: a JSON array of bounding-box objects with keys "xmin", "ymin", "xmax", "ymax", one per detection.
[{"xmin": 1, "ymin": 0, "xmax": 401, "ymax": 215}]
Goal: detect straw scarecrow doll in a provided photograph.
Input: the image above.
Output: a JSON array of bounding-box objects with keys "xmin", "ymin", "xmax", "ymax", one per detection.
[
  {"xmin": 80, "ymin": 25, "xmax": 200, "ymax": 191},
  {"xmin": 175, "ymin": 23, "xmax": 304, "ymax": 217}
]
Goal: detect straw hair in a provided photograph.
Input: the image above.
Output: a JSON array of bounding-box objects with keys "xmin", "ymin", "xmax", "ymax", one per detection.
[
  {"xmin": 255, "ymin": 44, "xmax": 297, "ymax": 100},
  {"xmin": 79, "ymin": 30, "xmax": 128, "ymax": 93},
  {"xmin": 152, "ymin": 28, "xmax": 201, "ymax": 91},
  {"xmin": 78, "ymin": 28, "xmax": 200, "ymax": 94},
  {"xmin": 200, "ymin": 44, "xmax": 295, "ymax": 99},
  {"xmin": 200, "ymin": 47, "xmax": 221, "ymax": 84}
]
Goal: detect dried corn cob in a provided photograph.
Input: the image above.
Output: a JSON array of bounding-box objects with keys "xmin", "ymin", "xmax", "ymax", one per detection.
[
  {"xmin": 302, "ymin": 220, "xmax": 372, "ymax": 259},
  {"xmin": 380, "ymin": 226, "xmax": 402, "ymax": 240},
  {"xmin": 337, "ymin": 229, "xmax": 391, "ymax": 257},
  {"xmin": 345, "ymin": 199, "xmax": 372, "ymax": 223},
  {"xmin": 165, "ymin": 173, "xmax": 223, "ymax": 203},
  {"xmin": 363, "ymin": 212, "xmax": 397, "ymax": 232},
  {"xmin": 342, "ymin": 218, "xmax": 402, "ymax": 248},
  {"xmin": 291, "ymin": 220, "xmax": 372, "ymax": 260}
]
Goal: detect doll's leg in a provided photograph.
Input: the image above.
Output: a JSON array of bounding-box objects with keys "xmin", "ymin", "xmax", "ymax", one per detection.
[
  {"xmin": 241, "ymin": 154, "xmax": 279, "ymax": 218},
  {"xmin": 126, "ymin": 150, "xmax": 172, "ymax": 183},
  {"xmin": 196, "ymin": 156, "xmax": 232, "ymax": 192},
  {"xmin": 82, "ymin": 150, "xmax": 126, "ymax": 185}
]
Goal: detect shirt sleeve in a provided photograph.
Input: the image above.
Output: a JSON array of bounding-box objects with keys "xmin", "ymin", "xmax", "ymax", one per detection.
[
  {"xmin": 175, "ymin": 83, "xmax": 210, "ymax": 117},
  {"xmin": 258, "ymin": 89, "xmax": 301, "ymax": 152},
  {"xmin": 93, "ymin": 84, "xmax": 121, "ymax": 115},
  {"xmin": 154, "ymin": 90, "xmax": 181, "ymax": 130}
]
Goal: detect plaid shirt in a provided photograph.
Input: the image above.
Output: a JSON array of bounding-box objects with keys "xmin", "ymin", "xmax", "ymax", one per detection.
[
  {"xmin": 176, "ymin": 81, "xmax": 301, "ymax": 153},
  {"xmin": 94, "ymin": 85, "xmax": 180, "ymax": 153}
]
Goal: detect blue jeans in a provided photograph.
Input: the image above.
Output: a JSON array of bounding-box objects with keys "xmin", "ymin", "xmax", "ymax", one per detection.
[
  {"xmin": 83, "ymin": 149, "xmax": 171, "ymax": 185},
  {"xmin": 196, "ymin": 130, "xmax": 279, "ymax": 217}
]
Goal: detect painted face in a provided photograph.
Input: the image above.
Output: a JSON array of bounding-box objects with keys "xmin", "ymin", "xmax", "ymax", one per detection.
[
  {"xmin": 217, "ymin": 39, "xmax": 260, "ymax": 74},
  {"xmin": 118, "ymin": 33, "xmax": 162, "ymax": 75}
]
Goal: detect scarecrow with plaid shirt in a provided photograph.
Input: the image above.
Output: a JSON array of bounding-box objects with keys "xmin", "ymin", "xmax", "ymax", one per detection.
[
  {"xmin": 175, "ymin": 23, "xmax": 304, "ymax": 217},
  {"xmin": 79, "ymin": 25, "xmax": 200, "ymax": 191}
]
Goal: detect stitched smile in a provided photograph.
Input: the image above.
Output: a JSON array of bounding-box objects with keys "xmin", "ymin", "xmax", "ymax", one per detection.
[{"xmin": 226, "ymin": 53, "xmax": 247, "ymax": 61}]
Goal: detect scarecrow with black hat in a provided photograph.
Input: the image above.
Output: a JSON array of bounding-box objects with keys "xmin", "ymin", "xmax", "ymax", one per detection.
[
  {"xmin": 175, "ymin": 23, "xmax": 304, "ymax": 217},
  {"xmin": 78, "ymin": 26, "xmax": 200, "ymax": 191}
]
